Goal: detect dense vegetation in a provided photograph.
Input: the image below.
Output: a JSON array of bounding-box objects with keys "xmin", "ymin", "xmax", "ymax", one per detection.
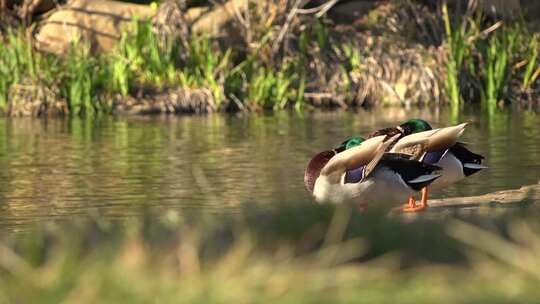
[
  {"xmin": 442, "ymin": 5, "xmax": 540, "ymax": 111},
  {"xmin": 0, "ymin": 1, "xmax": 539, "ymax": 116}
]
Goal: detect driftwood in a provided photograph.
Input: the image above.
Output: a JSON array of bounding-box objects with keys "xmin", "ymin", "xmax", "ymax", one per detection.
[
  {"xmin": 398, "ymin": 181, "xmax": 540, "ymax": 220},
  {"xmin": 427, "ymin": 182, "xmax": 540, "ymax": 209}
]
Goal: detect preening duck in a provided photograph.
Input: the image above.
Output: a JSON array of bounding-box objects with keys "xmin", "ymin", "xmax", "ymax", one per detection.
[
  {"xmin": 304, "ymin": 135, "xmax": 442, "ymax": 212},
  {"xmin": 368, "ymin": 119, "xmax": 487, "ymax": 212}
]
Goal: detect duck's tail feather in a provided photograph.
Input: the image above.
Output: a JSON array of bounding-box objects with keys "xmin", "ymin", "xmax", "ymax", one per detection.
[
  {"xmin": 462, "ymin": 163, "xmax": 488, "ymax": 176},
  {"xmin": 450, "ymin": 142, "xmax": 487, "ymax": 176},
  {"xmin": 378, "ymin": 153, "xmax": 442, "ymax": 191},
  {"xmin": 406, "ymin": 174, "xmax": 442, "ymax": 191}
]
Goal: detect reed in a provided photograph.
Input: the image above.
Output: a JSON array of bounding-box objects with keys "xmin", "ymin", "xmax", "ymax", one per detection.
[
  {"xmin": 482, "ymin": 26, "xmax": 516, "ymax": 107},
  {"xmin": 0, "ymin": 29, "xmax": 61, "ymax": 112},
  {"xmin": 519, "ymin": 33, "xmax": 540, "ymax": 93},
  {"xmin": 108, "ymin": 19, "xmax": 182, "ymax": 95},
  {"xmin": 442, "ymin": 2, "xmax": 470, "ymax": 107},
  {"xmin": 63, "ymin": 41, "xmax": 98, "ymax": 116},
  {"xmin": 442, "ymin": 4, "xmax": 539, "ymax": 108},
  {"xmin": 179, "ymin": 34, "xmax": 232, "ymax": 108}
]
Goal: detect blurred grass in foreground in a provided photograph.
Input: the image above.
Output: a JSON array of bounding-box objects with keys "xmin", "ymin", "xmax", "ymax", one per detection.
[{"xmin": 1, "ymin": 203, "xmax": 540, "ymax": 303}]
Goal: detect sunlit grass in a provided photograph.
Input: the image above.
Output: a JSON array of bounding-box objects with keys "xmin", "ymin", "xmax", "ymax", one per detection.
[
  {"xmin": 0, "ymin": 19, "xmax": 313, "ymax": 115},
  {"xmin": 111, "ymin": 19, "xmax": 181, "ymax": 95},
  {"xmin": 442, "ymin": 2, "xmax": 468, "ymax": 108},
  {"xmin": 243, "ymin": 63, "xmax": 296, "ymax": 110},
  {"xmin": 64, "ymin": 41, "xmax": 100, "ymax": 116},
  {"xmin": 1, "ymin": 3, "xmax": 539, "ymax": 116},
  {"xmin": 521, "ymin": 34, "xmax": 540, "ymax": 91},
  {"xmin": 179, "ymin": 34, "xmax": 232, "ymax": 108},
  {"xmin": 0, "ymin": 29, "xmax": 59, "ymax": 111}
]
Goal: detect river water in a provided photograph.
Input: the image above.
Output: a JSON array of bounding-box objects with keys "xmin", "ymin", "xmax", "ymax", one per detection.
[{"xmin": 0, "ymin": 107, "xmax": 538, "ymax": 231}]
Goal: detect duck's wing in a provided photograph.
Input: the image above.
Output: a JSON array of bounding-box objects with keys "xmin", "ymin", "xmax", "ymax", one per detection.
[
  {"xmin": 392, "ymin": 138, "xmax": 429, "ymax": 160},
  {"xmin": 362, "ymin": 134, "xmax": 401, "ymax": 179},
  {"xmin": 390, "ymin": 123, "xmax": 467, "ymax": 158},
  {"xmin": 321, "ymin": 134, "xmax": 400, "ymax": 182},
  {"xmin": 427, "ymin": 123, "xmax": 467, "ymax": 150},
  {"xmin": 378, "ymin": 153, "xmax": 442, "ymax": 191}
]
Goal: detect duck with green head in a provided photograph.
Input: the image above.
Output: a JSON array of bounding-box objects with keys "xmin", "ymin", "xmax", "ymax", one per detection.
[
  {"xmin": 367, "ymin": 119, "xmax": 487, "ymax": 212},
  {"xmin": 304, "ymin": 135, "xmax": 442, "ymax": 211}
]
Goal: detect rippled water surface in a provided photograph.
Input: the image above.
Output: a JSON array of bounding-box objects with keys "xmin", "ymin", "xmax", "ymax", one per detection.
[{"xmin": 0, "ymin": 107, "xmax": 539, "ymax": 230}]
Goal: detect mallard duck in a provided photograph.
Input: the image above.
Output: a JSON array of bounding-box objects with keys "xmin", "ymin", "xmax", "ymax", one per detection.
[
  {"xmin": 367, "ymin": 119, "xmax": 487, "ymax": 212},
  {"xmin": 304, "ymin": 135, "xmax": 442, "ymax": 211}
]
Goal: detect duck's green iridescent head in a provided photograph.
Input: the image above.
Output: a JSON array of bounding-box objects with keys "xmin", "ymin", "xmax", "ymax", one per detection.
[
  {"xmin": 400, "ymin": 119, "xmax": 432, "ymax": 135},
  {"xmin": 338, "ymin": 136, "xmax": 365, "ymax": 150}
]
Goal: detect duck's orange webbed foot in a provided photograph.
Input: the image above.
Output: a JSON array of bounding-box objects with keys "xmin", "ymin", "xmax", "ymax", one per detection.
[
  {"xmin": 401, "ymin": 187, "xmax": 429, "ymax": 212},
  {"xmin": 401, "ymin": 196, "xmax": 420, "ymax": 212}
]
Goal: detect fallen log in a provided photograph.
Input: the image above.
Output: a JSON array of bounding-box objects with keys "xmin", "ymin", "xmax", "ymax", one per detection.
[
  {"xmin": 397, "ymin": 181, "xmax": 540, "ymax": 220},
  {"xmin": 190, "ymin": 0, "xmax": 248, "ymax": 35},
  {"xmin": 428, "ymin": 182, "xmax": 540, "ymax": 209}
]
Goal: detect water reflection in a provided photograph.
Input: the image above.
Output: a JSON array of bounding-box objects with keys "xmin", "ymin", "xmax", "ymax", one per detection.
[{"xmin": 0, "ymin": 107, "xmax": 538, "ymax": 230}]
